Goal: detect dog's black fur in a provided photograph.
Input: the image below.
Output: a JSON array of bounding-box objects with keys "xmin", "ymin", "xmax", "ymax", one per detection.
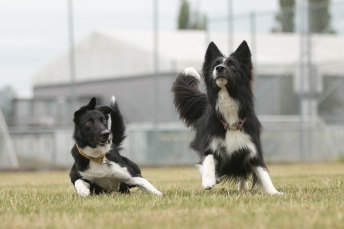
[
  {"xmin": 69, "ymin": 97, "xmax": 162, "ymax": 196},
  {"xmin": 172, "ymin": 41, "xmax": 281, "ymax": 194}
]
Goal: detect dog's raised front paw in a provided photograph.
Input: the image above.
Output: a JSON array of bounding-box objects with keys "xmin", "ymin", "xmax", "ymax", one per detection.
[
  {"xmin": 75, "ymin": 179, "xmax": 91, "ymax": 197},
  {"xmin": 271, "ymin": 191, "xmax": 284, "ymax": 195},
  {"xmin": 153, "ymin": 190, "xmax": 163, "ymax": 196}
]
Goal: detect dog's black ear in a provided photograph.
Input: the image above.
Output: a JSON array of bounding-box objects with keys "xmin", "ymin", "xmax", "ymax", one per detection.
[
  {"xmin": 87, "ymin": 97, "xmax": 96, "ymax": 110},
  {"xmin": 231, "ymin": 40, "xmax": 251, "ymax": 64},
  {"xmin": 205, "ymin": 42, "xmax": 223, "ymax": 64},
  {"xmin": 74, "ymin": 107, "xmax": 86, "ymax": 123},
  {"xmin": 73, "ymin": 97, "xmax": 97, "ymax": 122},
  {"xmin": 97, "ymin": 106, "xmax": 115, "ymax": 115}
]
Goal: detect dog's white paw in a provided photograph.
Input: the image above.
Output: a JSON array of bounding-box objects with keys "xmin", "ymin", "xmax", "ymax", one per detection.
[
  {"xmin": 202, "ymin": 172, "xmax": 216, "ymax": 190},
  {"xmin": 270, "ymin": 191, "xmax": 284, "ymax": 195},
  {"xmin": 75, "ymin": 179, "xmax": 91, "ymax": 197},
  {"xmin": 201, "ymin": 155, "xmax": 216, "ymax": 190},
  {"xmin": 131, "ymin": 177, "xmax": 163, "ymax": 196},
  {"xmin": 152, "ymin": 189, "xmax": 163, "ymax": 196},
  {"xmin": 184, "ymin": 67, "xmax": 201, "ymax": 81}
]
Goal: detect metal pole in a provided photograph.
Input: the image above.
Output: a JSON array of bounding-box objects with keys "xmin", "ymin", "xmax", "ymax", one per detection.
[
  {"xmin": 68, "ymin": 0, "xmax": 77, "ymax": 116},
  {"xmin": 250, "ymin": 12, "xmax": 257, "ymax": 73},
  {"xmin": 306, "ymin": 0, "xmax": 313, "ymax": 160},
  {"xmin": 228, "ymin": 0, "xmax": 233, "ymax": 53},
  {"xmin": 299, "ymin": 0, "xmax": 311, "ymax": 161},
  {"xmin": 153, "ymin": 0, "xmax": 159, "ymax": 127}
]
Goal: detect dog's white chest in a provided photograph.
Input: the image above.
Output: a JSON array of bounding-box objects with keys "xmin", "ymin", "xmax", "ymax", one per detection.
[
  {"xmin": 216, "ymin": 88, "xmax": 239, "ymax": 126},
  {"xmin": 212, "ymin": 89, "xmax": 256, "ymax": 157},
  {"xmin": 80, "ymin": 161, "xmax": 132, "ymax": 191}
]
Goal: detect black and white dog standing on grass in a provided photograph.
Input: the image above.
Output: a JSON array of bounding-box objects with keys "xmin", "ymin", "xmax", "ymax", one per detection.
[
  {"xmin": 172, "ymin": 41, "xmax": 282, "ymax": 195},
  {"xmin": 69, "ymin": 97, "xmax": 162, "ymax": 196}
]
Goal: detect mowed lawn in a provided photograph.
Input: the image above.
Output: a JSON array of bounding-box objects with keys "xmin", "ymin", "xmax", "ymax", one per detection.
[{"xmin": 0, "ymin": 163, "xmax": 344, "ymax": 229}]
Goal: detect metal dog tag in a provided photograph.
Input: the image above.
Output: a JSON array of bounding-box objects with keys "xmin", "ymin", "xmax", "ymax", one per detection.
[{"xmin": 101, "ymin": 156, "xmax": 109, "ymax": 165}]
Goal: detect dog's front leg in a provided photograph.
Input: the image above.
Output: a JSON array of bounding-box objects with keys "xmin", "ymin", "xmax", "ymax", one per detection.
[
  {"xmin": 201, "ymin": 154, "xmax": 216, "ymax": 190},
  {"xmin": 126, "ymin": 177, "xmax": 163, "ymax": 196},
  {"xmin": 253, "ymin": 166, "xmax": 283, "ymax": 195},
  {"xmin": 74, "ymin": 179, "xmax": 91, "ymax": 197}
]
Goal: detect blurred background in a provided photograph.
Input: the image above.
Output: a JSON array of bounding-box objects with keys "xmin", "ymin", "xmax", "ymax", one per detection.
[{"xmin": 1, "ymin": 0, "xmax": 344, "ymax": 170}]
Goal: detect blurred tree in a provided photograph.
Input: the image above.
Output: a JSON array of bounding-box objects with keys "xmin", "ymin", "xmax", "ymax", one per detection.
[
  {"xmin": 272, "ymin": 0, "xmax": 295, "ymax": 33},
  {"xmin": 177, "ymin": 0, "xmax": 207, "ymax": 30},
  {"xmin": 309, "ymin": 0, "xmax": 335, "ymax": 33},
  {"xmin": 178, "ymin": 0, "xmax": 191, "ymax": 29}
]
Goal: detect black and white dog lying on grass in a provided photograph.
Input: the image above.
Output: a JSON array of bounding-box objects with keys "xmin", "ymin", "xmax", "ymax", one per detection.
[
  {"xmin": 69, "ymin": 97, "xmax": 162, "ymax": 196},
  {"xmin": 172, "ymin": 41, "xmax": 282, "ymax": 195}
]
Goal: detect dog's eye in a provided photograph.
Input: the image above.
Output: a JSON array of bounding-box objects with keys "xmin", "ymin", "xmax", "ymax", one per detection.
[
  {"xmin": 102, "ymin": 119, "xmax": 107, "ymax": 124},
  {"xmin": 229, "ymin": 64, "xmax": 237, "ymax": 70},
  {"xmin": 84, "ymin": 121, "xmax": 91, "ymax": 127}
]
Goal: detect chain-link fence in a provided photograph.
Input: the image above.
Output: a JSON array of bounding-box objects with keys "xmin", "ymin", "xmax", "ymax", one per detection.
[{"xmin": 1, "ymin": 1, "xmax": 344, "ymax": 169}]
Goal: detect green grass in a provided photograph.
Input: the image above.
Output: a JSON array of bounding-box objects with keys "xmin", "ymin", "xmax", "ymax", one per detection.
[{"xmin": 1, "ymin": 163, "xmax": 344, "ymax": 229}]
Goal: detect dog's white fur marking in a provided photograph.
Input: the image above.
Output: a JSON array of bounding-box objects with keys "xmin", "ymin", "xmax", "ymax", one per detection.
[
  {"xmin": 216, "ymin": 88, "xmax": 240, "ymax": 125},
  {"xmin": 216, "ymin": 78, "xmax": 228, "ymax": 88},
  {"xmin": 107, "ymin": 95, "xmax": 116, "ymax": 129},
  {"xmin": 254, "ymin": 167, "xmax": 283, "ymax": 195},
  {"xmin": 127, "ymin": 177, "xmax": 163, "ymax": 196},
  {"xmin": 201, "ymin": 155, "xmax": 216, "ymax": 190},
  {"xmin": 79, "ymin": 160, "xmax": 162, "ymax": 196},
  {"xmin": 211, "ymin": 58, "xmax": 226, "ymax": 81},
  {"xmin": 211, "ymin": 88, "xmax": 257, "ymax": 158},
  {"xmin": 184, "ymin": 67, "xmax": 201, "ymax": 81},
  {"xmin": 79, "ymin": 161, "xmax": 131, "ymax": 191},
  {"xmin": 82, "ymin": 145, "xmax": 111, "ymax": 159},
  {"xmin": 75, "ymin": 179, "xmax": 91, "ymax": 197},
  {"xmin": 210, "ymin": 134, "xmax": 256, "ymax": 158},
  {"xmin": 111, "ymin": 95, "xmax": 116, "ymax": 105}
]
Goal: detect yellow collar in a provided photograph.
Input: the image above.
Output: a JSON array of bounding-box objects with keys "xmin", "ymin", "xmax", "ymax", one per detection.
[{"xmin": 76, "ymin": 144, "xmax": 105, "ymax": 164}]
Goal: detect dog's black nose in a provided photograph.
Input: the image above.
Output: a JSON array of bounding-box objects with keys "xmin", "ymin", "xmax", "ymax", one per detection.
[
  {"xmin": 215, "ymin": 65, "xmax": 225, "ymax": 73},
  {"xmin": 101, "ymin": 130, "xmax": 110, "ymax": 139}
]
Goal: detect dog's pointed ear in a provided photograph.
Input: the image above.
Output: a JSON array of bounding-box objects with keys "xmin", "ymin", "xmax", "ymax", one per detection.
[
  {"xmin": 87, "ymin": 97, "xmax": 96, "ymax": 110},
  {"xmin": 73, "ymin": 97, "xmax": 97, "ymax": 122},
  {"xmin": 205, "ymin": 41, "xmax": 223, "ymax": 64},
  {"xmin": 97, "ymin": 106, "xmax": 115, "ymax": 115},
  {"xmin": 231, "ymin": 40, "xmax": 251, "ymax": 64}
]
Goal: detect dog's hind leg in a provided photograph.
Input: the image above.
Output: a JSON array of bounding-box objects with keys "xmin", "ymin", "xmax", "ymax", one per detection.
[
  {"xmin": 253, "ymin": 166, "xmax": 283, "ymax": 195},
  {"xmin": 237, "ymin": 178, "xmax": 249, "ymax": 191},
  {"xmin": 126, "ymin": 177, "xmax": 163, "ymax": 196},
  {"xmin": 201, "ymin": 154, "xmax": 216, "ymax": 190}
]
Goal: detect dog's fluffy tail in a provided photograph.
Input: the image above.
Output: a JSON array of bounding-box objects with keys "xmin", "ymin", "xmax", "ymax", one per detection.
[
  {"xmin": 172, "ymin": 68, "xmax": 207, "ymax": 127},
  {"xmin": 110, "ymin": 96, "xmax": 126, "ymax": 148}
]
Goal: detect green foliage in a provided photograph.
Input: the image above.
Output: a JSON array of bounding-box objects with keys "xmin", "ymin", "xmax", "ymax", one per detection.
[
  {"xmin": 272, "ymin": 0, "xmax": 335, "ymax": 34},
  {"xmin": 1, "ymin": 165, "xmax": 344, "ymax": 228},
  {"xmin": 309, "ymin": 0, "xmax": 335, "ymax": 33},
  {"xmin": 177, "ymin": 0, "xmax": 190, "ymax": 30},
  {"xmin": 177, "ymin": 0, "xmax": 207, "ymax": 30},
  {"xmin": 272, "ymin": 0, "xmax": 295, "ymax": 33}
]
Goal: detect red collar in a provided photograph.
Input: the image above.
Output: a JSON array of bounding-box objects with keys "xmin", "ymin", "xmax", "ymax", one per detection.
[{"xmin": 220, "ymin": 117, "xmax": 246, "ymax": 130}]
